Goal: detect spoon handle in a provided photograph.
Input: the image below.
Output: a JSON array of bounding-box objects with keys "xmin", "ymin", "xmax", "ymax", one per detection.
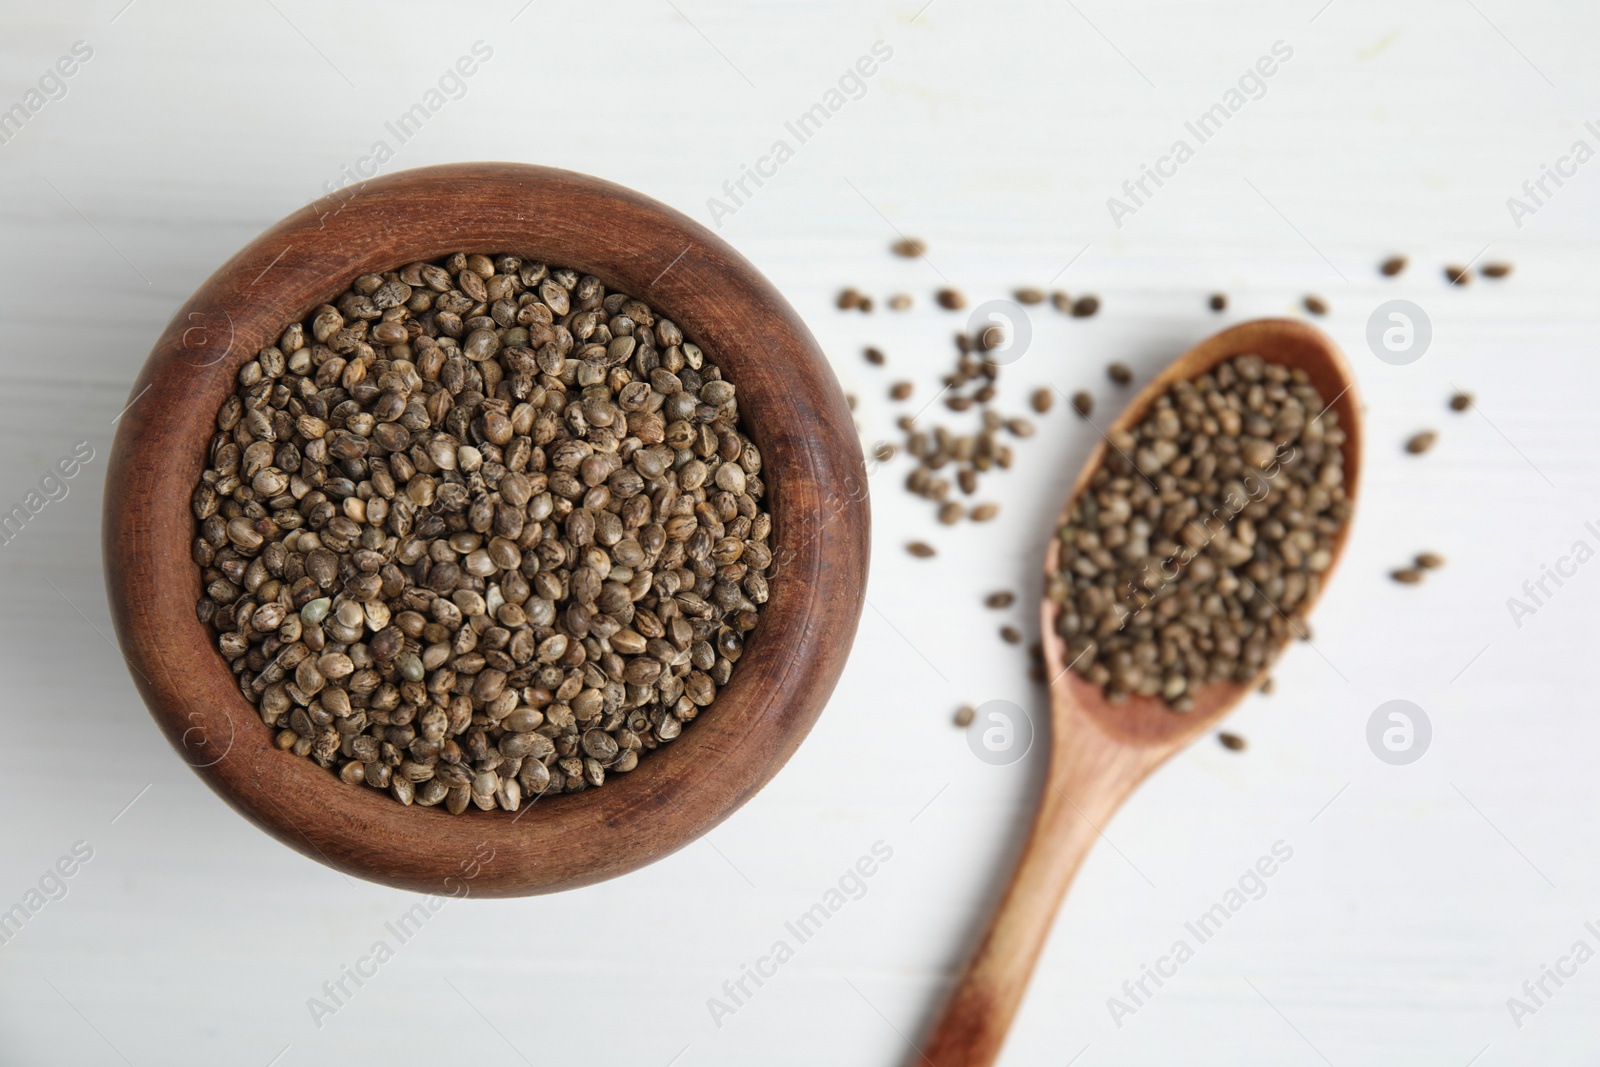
[{"xmin": 918, "ymin": 716, "xmax": 1154, "ymax": 1067}]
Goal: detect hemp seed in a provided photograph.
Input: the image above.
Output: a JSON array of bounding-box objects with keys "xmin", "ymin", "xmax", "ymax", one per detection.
[{"xmin": 194, "ymin": 253, "xmax": 772, "ymax": 811}]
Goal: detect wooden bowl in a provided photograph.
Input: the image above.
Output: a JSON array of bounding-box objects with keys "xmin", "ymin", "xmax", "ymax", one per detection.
[{"xmin": 102, "ymin": 162, "xmax": 869, "ymax": 897}]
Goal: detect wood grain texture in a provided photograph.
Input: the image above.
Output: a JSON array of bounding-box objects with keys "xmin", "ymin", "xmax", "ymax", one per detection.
[
  {"xmin": 101, "ymin": 162, "xmax": 870, "ymax": 897},
  {"xmin": 918, "ymin": 320, "xmax": 1362, "ymax": 1066}
]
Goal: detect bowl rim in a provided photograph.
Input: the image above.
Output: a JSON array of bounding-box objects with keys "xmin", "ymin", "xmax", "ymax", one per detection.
[{"xmin": 103, "ymin": 162, "xmax": 869, "ymax": 897}]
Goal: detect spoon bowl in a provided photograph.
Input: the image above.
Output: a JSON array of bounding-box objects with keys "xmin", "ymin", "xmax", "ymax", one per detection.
[{"xmin": 922, "ymin": 318, "xmax": 1361, "ymax": 1064}]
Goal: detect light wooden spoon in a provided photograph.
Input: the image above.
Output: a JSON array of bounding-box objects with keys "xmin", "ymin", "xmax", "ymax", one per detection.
[{"xmin": 918, "ymin": 319, "xmax": 1362, "ymax": 1066}]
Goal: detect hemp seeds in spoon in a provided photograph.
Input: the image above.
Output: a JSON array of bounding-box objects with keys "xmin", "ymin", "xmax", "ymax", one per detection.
[
  {"xmin": 1047, "ymin": 353, "xmax": 1349, "ymax": 710},
  {"xmin": 192, "ymin": 253, "xmax": 772, "ymax": 813}
]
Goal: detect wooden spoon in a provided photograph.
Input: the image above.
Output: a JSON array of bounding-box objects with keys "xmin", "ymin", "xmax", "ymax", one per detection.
[{"xmin": 918, "ymin": 319, "xmax": 1362, "ymax": 1066}]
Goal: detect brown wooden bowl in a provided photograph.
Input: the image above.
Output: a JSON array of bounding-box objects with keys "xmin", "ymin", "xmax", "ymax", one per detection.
[{"xmin": 102, "ymin": 162, "xmax": 869, "ymax": 897}]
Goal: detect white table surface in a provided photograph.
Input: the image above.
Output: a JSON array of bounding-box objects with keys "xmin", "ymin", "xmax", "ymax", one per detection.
[{"xmin": 4, "ymin": 1, "xmax": 1600, "ymax": 1064}]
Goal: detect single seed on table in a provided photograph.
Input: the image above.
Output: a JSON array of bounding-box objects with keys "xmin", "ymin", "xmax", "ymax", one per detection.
[
  {"xmin": 1415, "ymin": 551, "xmax": 1445, "ymax": 570},
  {"xmin": 979, "ymin": 324, "xmax": 1007, "ymax": 351},
  {"xmin": 890, "ymin": 381, "xmax": 913, "ymax": 401},
  {"xmin": 1259, "ymin": 677, "xmax": 1275, "ymax": 696},
  {"xmin": 1209, "ymin": 293, "xmax": 1228, "ymax": 311},
  {"xmin": 1303, "ymin": 294, "xmax": 1328, "ymax": 316},
  {"xmin": 857, "ymin": 296, "xmax": 875, "ymax": 313},
  {"xmin": 1007, "ymin": 417, "xmax": 1034, "ymax": 438},
  {"xmin": 1014, "ymin": 287, "xmax": 1044, "ymax": 305},
  {"xmin": 1107, "ymin": 362, "xmax": 1132, "ymax": 386},
  {"xmin": 1444, "ymin": 264, "xmax": 1471, "ymax": 286},
  {"xmin": 847, "ymin": 393, "xmax": 858, "ymax": 410},
  {"xmin": 1405, "ymin": 430, "xmax": 1437, "ymax": 455},
  {"xmin": 892, "ymin": 237, "xmax": 927, "ymax": 257},
  {"xmin": 936, "ymin": 289, "xmax": 966, "ymax": 310},
  {"xmin": 947, "ymin": 396, "xmax": 973, "ymax": 412},
  {"xmin": 1391, "ymin": 567, "xmax": 1424, "ymax": 585},
  {"xmin": 1218, "ymin": 732, "xmax": 1247, "ymax": 752},
  {"xmin": 1050, "ymin": 291, "xmax": 1071, "ymax": 312},
  {"xmin": 1449, "ymin": 391, "xmax": 1473, "ymax": 412},
  {"xmin": 838, "ymin": 288, "xmax": 863, "ymax": 309},
  {"xmin": 954, "ymin": 705, "xmax": 975, "ymax": 728},
  {"xmin": 985, "ymin": 591, "xmax": 1015, "ymax": 609},
  {"xmin": 999, "ymin": 625, "xmax": 1022, "ymax": 645},
  {"xmin": 1031, "ymin": 388, "xmax": 1053, "ymax": 414},
  {"xmin": 864, "ymin": 346, "xmax": 886, "ymax": 365},
  {"xmin": 1481, "ymin": 262, "xmax": 1513, "ymax": 278},
  {"xmin": 970, "ymin": 503, "xmax": 1000, "ymax": 522},
  {"xmin": 889, "ymin": 293, "xmax": 913, "ymax": 311},
  {"xmin": 873, "ymin": 442, "xmax": 897, "ymax": 462},
  {"xmin": 1070, "ymin": 295, "xmax": 1100, "ymax": 318},
  {"xmin": 907, "ymin": 541, "xmax": 936, "ymax": 558},
  {"xmin": 897, "ymin": 415, "xmax": 916, "ymax": 431},
  {"xmin": 938, "ymin": 502, "xmax": 964, "ymax": 524},
  {"xmin": 1380, "ymin": 255, "xmax": 1408, "ymax": 276},
  {"xmin": 1071, "ymin": 391, "xmax": 1093, "ymax": 417}
]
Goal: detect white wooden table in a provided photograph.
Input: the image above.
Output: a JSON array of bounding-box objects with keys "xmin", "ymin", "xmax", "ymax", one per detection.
[{"xmin": 3, "ymin": 1, "xmax": 1599, "ymax": 1063}]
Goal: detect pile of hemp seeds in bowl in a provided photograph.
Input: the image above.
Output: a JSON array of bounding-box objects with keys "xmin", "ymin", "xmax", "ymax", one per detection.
[
  {"xmin": 191, "ymin": 253, "xmax": 774, "ymax": 814},
  {"xmin": 1046, "ymin": 353, "xmax": 1349, "ymax": 711}
]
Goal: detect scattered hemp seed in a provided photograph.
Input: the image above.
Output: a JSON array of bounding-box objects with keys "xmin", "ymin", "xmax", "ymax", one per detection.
[
  {"xmin": 857, "ymin": 295, "xmax": 875, "ymax": 313},
  {"xmin": 1449, "ymin": 391, "xmax": 1473, "ymax": 412},
  {"xmin": 985, "ymin": 591, "xmax": 1016, "ymax": 609},
  {"xmin": 1071, "ymin": 391, "xmax": 1094, "ymax": 417},
  {"xmin": 193, "ymin": 252, "xmax": 772, "ymax": 810},
  {"xmin": 864, "ymin": 347, "xmax": 886, "ymax": 366},
  {"xmin": 1209, "ymin": 293, "xmax": 1228, "ymax": 312},
  {"xmin": 1107, "ymin": 362, "xmax": 1133, "ymax": 386},
  {"xmin": 873, "ymin": 441, "xmax": 897, "ymax": 462},
  {"xmin": 1218, "ymin": 732, "xmax": 1247, "ymax": 752},
  {"xmin": 1048, "ymin": 353, "xmax": 1350, "ymax": 711},
  {"xmin": 1405, "ymin": 430, "xmax": 1438, "ymax": 455},
  {"xmin": 1031, "ymin": 388, "xmax": 1054, "ymax": 414},
  {"xmin": 1445, "ymin": 264, "xmax": 1471, "ymax": 286},
  {"xmin": 892, "ymin": 237, "xmax": 927, "ymax": 258},
  {"xmin": 846, "ymin": 393, "xmax": 857, "ymax": 410},
  {"xmin": 1303, "ymin": 295, "xmax": 1328, "ymax": 316},
  {"xmin": 954, "ymin": 705, "xmax": 975, "ymax": 727},
  {"xmin": 1380, "ymin": 255, "xmax": 1408, "ymax": 277},
  {"xmin": 978, "ymin": 324, "xmax": 1007, "ymax": 351},
  {"xmin": 888, "ymin": 293, "xmax": 913, "ymax": 311},
  {"xmin": 970, "ymin": 503, "xmax": 1000, "ymax": 522},
  {"xmin": 1415, "ymin": 551, "xmax": 1445, "ymax": 570},
  {"xmin": 1070, "ymin": 295, "xmax": 1101, "ymax": 318},
  {"xmin": 1259, "ymin": 676, "xmax": 1275, "ymax": 695},
  {"xmin": 937, "ymin": 289, "xmax": 967, "ymax": 310},
  {"xmin": 1391, "ymin": 567, "xmax": 1424, "ymax": 585},
  {"xmin": 1000, "ymin": 625, "xmax": 1023, "ymax": 645},
  {"xmin": 1014, "ymin": 287, "xmax": 1045, "ymax": 305},
  {"xmin": 837, "ymin": 288, "xmax": 863, "ymax": 310},
  {"xmin": 938, "ymin": 502, "xmax": 964, "ymax": 524},
  {"xmin": 1481, "ymin": 262, "xmax": 1513, "ymax": 278},
  {"xmin": 907, "ymin": 541, "xmax": 937, "ymax": 558},
  {"xmin": 1051, "ymin": 291, "xmax": 1072, "ymax": 313},
  {"xmin": 890, "ymin": 381, "xmax": 913, "ymax": 401}
]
